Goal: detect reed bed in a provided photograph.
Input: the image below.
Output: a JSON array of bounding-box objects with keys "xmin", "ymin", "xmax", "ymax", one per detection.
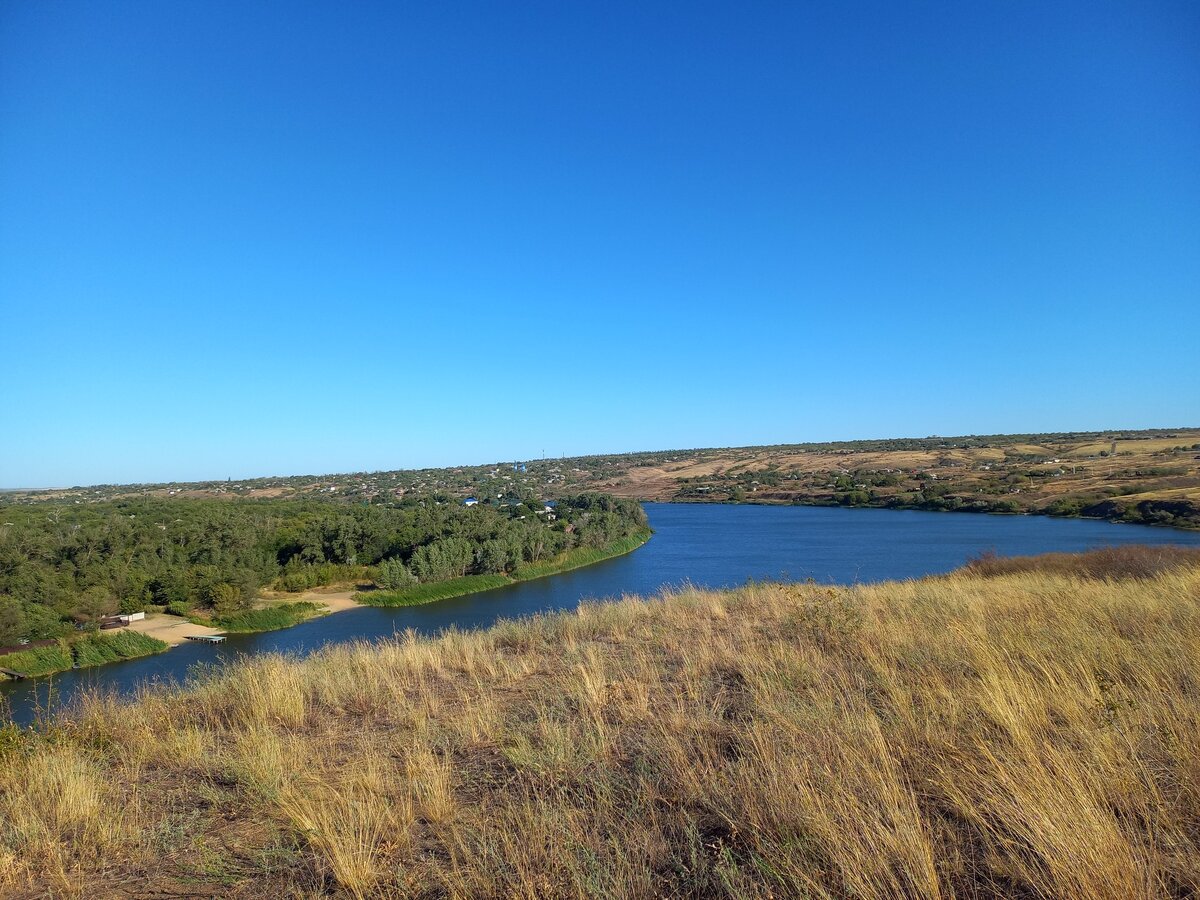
[
  {"xmin": 2, "ymin": 547, "xmax": 1198, "ymax": 898},
  {"xmin": 0, "ymin": 631, "xmax": 167, "ymax": 679},
  {"xmin": 208, "ymin": 601, "xmax": 325, "ymax": 633}
]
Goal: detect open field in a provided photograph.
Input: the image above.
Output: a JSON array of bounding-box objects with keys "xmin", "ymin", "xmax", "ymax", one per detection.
[
  {"xmin": 593, "ymin": 429, "xmax": 1200, "ymax": 527},
  {"xmin": 3, "ymin": 547, "xmax": 1199, "ymax": 897}
]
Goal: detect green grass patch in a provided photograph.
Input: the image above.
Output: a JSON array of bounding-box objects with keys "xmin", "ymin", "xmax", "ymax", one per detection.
[
  {"xmin": 72, "ymin": 631, "xmax": 168, "ymax": 669},
  {"xmin": 210, "ymin": 602, "xmax": 325, "ymax": 633},
  {"xmin": 361, "ymin": 574, "xmax": 513, "ymax": 607},
  {"xmin": 513, "ymin": 529, "xmax": 652, "ymax": 581},
  {"xmin": 0, "ymin": 630, "xmax": 169, "ymax": 678},
  {"xmin": 0, "ymin": 642, "xmax": 73, "ymax": 678}
]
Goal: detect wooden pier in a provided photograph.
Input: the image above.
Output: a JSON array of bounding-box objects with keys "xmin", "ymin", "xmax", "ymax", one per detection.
[
  {"xmin": 185, "ymin": 634, "xmax": 226, "ymax": 644},
  {"xmin": 0, "ymin": 667, "xmax": 28, "ymax": 680}
]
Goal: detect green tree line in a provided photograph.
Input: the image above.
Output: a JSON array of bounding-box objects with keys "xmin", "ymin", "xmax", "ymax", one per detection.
[{"xmin": 0, "ymin": 493, "xmax": 646, "ymax": 645}]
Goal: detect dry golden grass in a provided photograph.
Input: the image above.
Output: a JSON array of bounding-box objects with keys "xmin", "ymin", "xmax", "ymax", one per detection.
[
  {"xmin": 603, "ymin": 430, "xmax": 1200, "ymax": 511},
  {"xmin": 3, "ymin": 553, "xmax": 1200, "ymax": 898}
]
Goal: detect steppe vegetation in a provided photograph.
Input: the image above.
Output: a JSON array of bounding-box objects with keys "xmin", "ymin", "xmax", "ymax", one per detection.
[
  {"xmin": 2, "ymin": 546, "xmax": 1198, "ymax": 898},
  {"xmin": 606, "ymin": 429, "xmax": 1200, "ymax": 528},
  {"xmin": 6, "ymin": 428, "xmax": 1196, "ymax": 528}
]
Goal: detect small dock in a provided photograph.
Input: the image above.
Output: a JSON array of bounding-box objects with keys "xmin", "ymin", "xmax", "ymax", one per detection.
[
  {"xmin": 185, "ymin": 634, "xmax": 227, "ymax": 644},
  {"xmin": 0, "ymin": 667, "xmax": 28, "ymax": 680}
]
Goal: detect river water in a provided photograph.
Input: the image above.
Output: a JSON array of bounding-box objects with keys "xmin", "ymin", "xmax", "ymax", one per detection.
[{"xmin": 4, "ymin": 502, "xmax": 1200, "ymax": 724}]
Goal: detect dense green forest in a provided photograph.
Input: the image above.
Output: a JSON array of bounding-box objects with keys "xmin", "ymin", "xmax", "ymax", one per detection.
[{"xmin": 0, "ymin": 493, "xmax": 647, "ymax": 645}]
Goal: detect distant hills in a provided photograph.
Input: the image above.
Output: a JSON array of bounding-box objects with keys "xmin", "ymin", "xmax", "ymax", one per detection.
[{"xmin": 4, "ymin": 427, "xmax": 1198, "ymax": 529}]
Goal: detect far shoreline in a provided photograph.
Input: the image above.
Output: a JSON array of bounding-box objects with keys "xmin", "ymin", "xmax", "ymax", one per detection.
[{"xmin": 645, "ymin": 497, "xmax": 1200, "ymax": 532}]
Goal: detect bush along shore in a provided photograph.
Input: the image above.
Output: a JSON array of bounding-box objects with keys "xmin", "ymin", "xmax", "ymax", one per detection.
[
  {"xmin": 189, "ymin": 601, "xmax": 328, "ymax": 634},
  {"xmin": 0, "ymin": 630, "xmax": 167, "ymax": 679},
  {"xmin": 359, "ymin": 528, "xmax": 652, "ymax": 607},
  {"xmin": 2, "ymin": 545, "xmax": 1199, "ymax": 897}
]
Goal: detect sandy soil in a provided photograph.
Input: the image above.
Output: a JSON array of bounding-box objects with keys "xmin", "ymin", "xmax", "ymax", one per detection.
[
  {"xmin": 125, "ymin": 614, "xmax": 225, "ymax": 646},
  {"xmin": 257, "ymin": 584, "xmax": 364, "ymax": 612},
  {"xmin": 284, "ymin": 590, "xmax": 361, "ymax": 613}
]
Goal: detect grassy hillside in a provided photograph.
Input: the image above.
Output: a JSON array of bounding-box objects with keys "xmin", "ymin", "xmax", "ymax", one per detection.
[
  {"xmin": 7, "ymin": 428, "xmax": 1199, "ymax": 530},
  {"xmin": 2, "ymin": 548, "xmax": 1200, "ymax": 897},
  {"xmin": 592, "ymin": 429, "xmax": 1200, "ymax": 527}
]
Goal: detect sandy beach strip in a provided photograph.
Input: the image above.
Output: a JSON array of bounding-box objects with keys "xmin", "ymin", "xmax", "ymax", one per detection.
[
  {"xmin": 126, "ymin": 590, "xmax": 364, "ymax": 647},
  {"xmin": 125, "ymin": 614, "xmax": 225, "ymax": 647}
]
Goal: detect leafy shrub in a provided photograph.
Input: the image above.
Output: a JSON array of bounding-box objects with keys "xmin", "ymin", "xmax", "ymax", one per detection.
[
  {"xmin": 375, "ymin": 558, "xmax": 417, "ymax": 590},
  {"xmin": 1045, "ymin": 497, "xmax": 1085, "ymax": 517},
  {"xmin": 964, "ymin": 546, "xmax": 1200, "ymax": 580},
  {"xmin": 119, "ymin": 595, "xmax": 148, "ymax": 615}
]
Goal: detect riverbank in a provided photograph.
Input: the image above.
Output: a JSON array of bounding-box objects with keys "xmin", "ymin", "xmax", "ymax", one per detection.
[
  {"xmin": 1, "ymin": 599, "xmax": 345, "ymax": 681},
  {"xmin": 0, "ymin": 630, "xmax": 168, "ymax": 679},
  {"xmin": 137, "ymin": 595, "xmax": 357, "ymax": 645},
  {"xmin": 360, "ymin": 528, "xmax": 653, "ymax": 607},
  {"xmin": 122, "ymin": 613, "xmax": 223, "ymax": 646},
  {"xmin": 672, "ymin": 495, "xmax": 1200, "ymax": 531},
  {"xmin": 189, "ymin": 600, "xmax": 328, "ymax": 634},
  {"xmin": 591, "ymin": 431, "xmax": 1200, "ymax": 530},
  {"xmin": 4, "ymin": 546, "xmax": 1198, "ymax": 897},
  {"xmin": 2, "ymin": 533, "xmax": 652, "ymax": 681}
]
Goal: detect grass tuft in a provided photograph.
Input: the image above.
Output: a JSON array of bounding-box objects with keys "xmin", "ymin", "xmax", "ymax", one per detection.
[{"xmin": 72, "ymin": 631, "xmax": 168, "ymax": 668}]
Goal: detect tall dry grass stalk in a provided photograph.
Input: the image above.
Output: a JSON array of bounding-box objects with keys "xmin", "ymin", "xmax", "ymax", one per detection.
[
  {"xmin": 2, "ymin": 547, "xmax": 1199, "ymax": 897},
  {"xmin": 277, "ymin": 760, "xmax": 413, "ymax": 900}
]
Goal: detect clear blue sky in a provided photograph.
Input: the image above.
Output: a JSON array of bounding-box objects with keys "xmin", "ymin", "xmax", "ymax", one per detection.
[{"xmin": 2, "ymin": 1, "xmax": 1198, "ymax": 487}]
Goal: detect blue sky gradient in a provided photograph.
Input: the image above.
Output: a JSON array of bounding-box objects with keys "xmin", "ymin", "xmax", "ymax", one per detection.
[{"xmin": 2, "ymin": 1, "xmax": 1198, "ymax": 486}]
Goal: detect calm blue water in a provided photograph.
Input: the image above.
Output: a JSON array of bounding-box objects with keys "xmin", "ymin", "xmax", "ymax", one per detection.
[{"xmin": 4, "ymin": 502, "xmax": 1200, "ymax": 725}]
